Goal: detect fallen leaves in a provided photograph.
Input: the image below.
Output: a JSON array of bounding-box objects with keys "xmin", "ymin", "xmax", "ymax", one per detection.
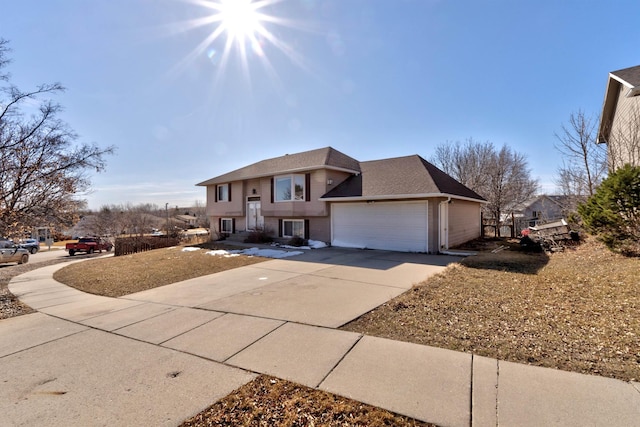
[
  {"xmin": 343, "ymin": 238, "xmax": 640, "ymax": 382},
  {"xmin": 180, "ymin": 375, "xmax": 433, "ymax": 427}
]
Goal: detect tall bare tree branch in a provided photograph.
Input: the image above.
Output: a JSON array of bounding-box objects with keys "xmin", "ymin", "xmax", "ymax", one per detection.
[
  {"xmin": 554, "ymin": 110, "xmax": 606, "ymax": 202},
  {"xmin": 0, "ymin": 38, "xmax": 115, "ymax": 237},
  {"xmin": 431, "ymin": 138, "xmax": 538, "ymax": 234}
]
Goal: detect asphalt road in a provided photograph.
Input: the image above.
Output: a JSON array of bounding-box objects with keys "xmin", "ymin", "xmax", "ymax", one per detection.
[{"xmin": 28, "ymin": 248, "xmax": 69, "ymax": 264}]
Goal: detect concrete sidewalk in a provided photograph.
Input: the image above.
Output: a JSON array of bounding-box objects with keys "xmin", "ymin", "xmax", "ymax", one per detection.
[{"xmin": 3, "ymin": 252, "xmax": 640, "ymax": 426}]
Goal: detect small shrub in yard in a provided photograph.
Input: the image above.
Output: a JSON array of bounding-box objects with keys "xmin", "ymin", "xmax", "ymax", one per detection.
[
  {"xmin": 286, "ymin": 236, "xmax": 308, "ymax": 247},
  {"xmin": 244, "ymin": 229, "xmax": 273, "ymax": 244},
  {"xmin": 578, "ymin": 163, "xmax": 640, "ymax": 256}
]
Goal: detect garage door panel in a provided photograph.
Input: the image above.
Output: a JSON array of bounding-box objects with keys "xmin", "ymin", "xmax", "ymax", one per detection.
[{"xmin": 332, "ymin": 202, "xmax": 428, "ymax": 252}]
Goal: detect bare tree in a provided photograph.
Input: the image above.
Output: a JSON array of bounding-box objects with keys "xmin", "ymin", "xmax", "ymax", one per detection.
[
  {"xmin": 432, "ymin": 139, "xmax": 538, "ymax": 235},
  {"xmin": 432, "ymin": 138, "xmax": 494, "ymax": 192},
  {"xmin": 0, "ymin": 39, "xmax": 114, "ymax": 238},
  {"xmin": 86, "ymin": 203, "xmax": 163, "ymax": 238},
  {"xmin": 192, "ymin": 199, "xmax": 210, "ymax": 228},
  {"xmin": 484, "ymin": 145, "xmax": 539, "ymax": 230},
  {"xmin": 554, "ymin": 110, "xmax": 606, "ymax": 202}
]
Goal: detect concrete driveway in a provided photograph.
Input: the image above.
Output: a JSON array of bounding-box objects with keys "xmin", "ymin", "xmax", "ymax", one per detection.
[
  {"xmin": 2, "ymin": 247, "xmax": 462, "ymax": 426},
  {"xmin": 122, "ymin": 247, "xmax": 458, "ymax": 328}
]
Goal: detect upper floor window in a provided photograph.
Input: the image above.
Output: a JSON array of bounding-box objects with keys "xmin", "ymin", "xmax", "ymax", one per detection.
[
  {"xmin": 217, "ymin": 184, "xmax": 230, "ymax": 202},
  {"xmin": 275, "ymin": 174, "xmax": 305, "ymax": 202}
]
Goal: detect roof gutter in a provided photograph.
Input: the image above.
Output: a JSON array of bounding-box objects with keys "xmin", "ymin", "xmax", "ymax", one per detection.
[{"xmin": 320, "ymin": 192, "xmax": 487, "ymax": 204}]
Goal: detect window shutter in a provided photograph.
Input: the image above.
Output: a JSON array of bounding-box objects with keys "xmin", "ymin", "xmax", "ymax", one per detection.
[
  {"xmin": 214, "ymin": 186, "xmax": 218, "ymax": 203},
  {"xmin": 218, "ymin": 217, "xmax": 221, "ymax": 232},
  {"xmin": 228, "ymin": 183, "xmax": 232, "ymax": 202},
  {"xmin": 304, "ymin": 219, "xmax": 310, "ymax": 240},
  {"xmin": 278, "ymin": 219, "xmax": 283, "ymax": 237},
  {"xmin": 305, "ymin": 173, "xmax": 311, "ymax": 202},
  {"xmin": 232, "ymin": 218, "xmax": 236, "ymax": 233},
  {"xmin": 270, "ymin": 178, "xmax": 274, "ymax": 203}
]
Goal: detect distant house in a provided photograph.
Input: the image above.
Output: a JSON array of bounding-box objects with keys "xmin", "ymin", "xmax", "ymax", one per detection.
[
  {"xmin": 597, "ymin": 64, "xmax": 640, "ymax": 169},
  {"xmin": 504, "ymin": 195, "xmax": 571, "ymax": 234},
  {"xmin": 197, "ymin": 147, "xmax": 486, "ymax": 253},
  {"xmin": 176, "ymin": 214, "xmax": 198, "ymax": 228}
]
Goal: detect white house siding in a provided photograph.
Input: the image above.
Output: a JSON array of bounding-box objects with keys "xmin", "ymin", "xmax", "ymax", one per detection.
[
  {"xmin": 609, "ymin": 83, "xmax": 640, "ymax": 167},
  {"xmin": 448, "ymin": 200, "xmax": 481, "ymax": 247}
]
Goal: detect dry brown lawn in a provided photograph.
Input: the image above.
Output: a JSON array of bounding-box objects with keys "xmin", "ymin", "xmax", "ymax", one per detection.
[
  {"xmin": 181, "ymin": 375, "xmax": 433, "ymax": 427},
  {"xmin": 342, "ymin": 238, "xmax": 640, "ymax": 382},
  {"xmin": 53, "ymin": 244, "xmax": 265, "ymax": 297}
]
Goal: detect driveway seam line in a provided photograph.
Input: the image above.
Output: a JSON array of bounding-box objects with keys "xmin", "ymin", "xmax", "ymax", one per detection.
[
  {"xmin": 469, "ymin": 353, "xmax": 474, "ymax": 427},
  {"xmin": 98, "ymin": 305, "xmax": 179, "ymax": 332},
  {"xmin": 0, "ymin": 316, "xmax": 88, "ymax": 359},
  {"xmin": 495, "ymin": 359, "xmax": 500, "ymax": 427},
  {"xmin": 221, "ymin": 320, "xmax": 289, "ymax": 364},
  {"xmin": 304, "ymin": 272, "xmax": 417, "ymax": 290},
  {"xmin": 315, "ymin": 333, "xmax": 364, "ymax": 389}
]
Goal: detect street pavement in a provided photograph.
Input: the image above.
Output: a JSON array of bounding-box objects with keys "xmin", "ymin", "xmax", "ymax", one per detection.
[{"xmin": 2, "ymin": 247, "xmax": 639, "ymax": 426}]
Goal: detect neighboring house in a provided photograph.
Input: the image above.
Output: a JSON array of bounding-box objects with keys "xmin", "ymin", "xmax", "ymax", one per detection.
[
  {"xmin": 504, "ymin": 195, "xmax": 571, "ymax": 234},
  {"xmin": 176, "ymin": 214, "xmax": 198, "ymax": 228},
  {"xmin": 597, "ymin": 64, "xmax": 640, "ymax": 169},
  {"xmin": 197, "ymin": 147, "xmax": 486, "ymax": 253}
]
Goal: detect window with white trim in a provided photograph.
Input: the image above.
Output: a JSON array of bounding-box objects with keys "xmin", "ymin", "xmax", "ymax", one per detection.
[
  {"xmin": 275, "ymin": 174, "xmax": 305, "ymax": 202},
  {"xmin": 282, "ymin": 219, "xmax": 304, "ymax": 238},
  {"xmin": 217, "ymin": 184, "xmax": 229, "ymax": 202},
  {"xmin": 220, "ymin": 218, "xmax": 233, "ymax": 233}
]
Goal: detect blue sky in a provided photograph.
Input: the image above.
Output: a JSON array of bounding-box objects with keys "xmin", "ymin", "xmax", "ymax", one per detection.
[{"xmin": 2, "ymin": 0, "xmax": 639, "ymax": 209}]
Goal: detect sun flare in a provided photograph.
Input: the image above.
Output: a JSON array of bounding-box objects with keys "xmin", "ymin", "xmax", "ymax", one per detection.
[
  {"xmin": 217, "ymin": 0, "xmax": 263, "ymax": 44},
  {"xmin": 171, "ymin": 0, "xmax": 307, "ymax": 84}
]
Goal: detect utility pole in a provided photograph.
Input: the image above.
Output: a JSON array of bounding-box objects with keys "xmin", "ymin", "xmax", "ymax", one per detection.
[{"xmin": 165, "ymin": 203, "xmax": 169, "ymax": 241}]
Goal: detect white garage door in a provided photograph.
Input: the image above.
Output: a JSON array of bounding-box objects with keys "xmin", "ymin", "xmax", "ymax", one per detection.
[{"xmin": 331, "ymin": 201, "xmax": 428, "ymax": 252}]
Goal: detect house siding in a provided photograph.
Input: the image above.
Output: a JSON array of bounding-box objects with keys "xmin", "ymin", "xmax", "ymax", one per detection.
[
  {"xmin": 206, "ymin": 170, "xmax": 351, "ymax": 242},
  {"xmin": 609, "ymin": 83, "xmax": 640, "ymax": 168},
  {"xmin": 448, "ymin": 200, "xmax": 481, "ymax": 247},
  {"xmin": 206, "ymin": 182, "xmax": 244, "ymax": 217},
  {"xmin": 199, "ymin": 148, "xmax": 485, "ymax": 250}
]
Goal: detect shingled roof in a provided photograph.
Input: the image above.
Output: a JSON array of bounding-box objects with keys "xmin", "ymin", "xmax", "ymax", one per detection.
[
  {"xmin": 598, "ymin": 64, "xmax": 640, "ymax": 144},
  {"xmin": 611, "ymin": 65, "xmax": 640, "ymax": 88},
  {"xmin": 321, "ymin": 155, "xmax": 485, "ymax": 202},
  {"xmin": 197, "ymin": 147, "xmax": 360, "ymax": 186}
]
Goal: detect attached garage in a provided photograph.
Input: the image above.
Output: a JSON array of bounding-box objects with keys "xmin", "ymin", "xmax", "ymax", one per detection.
[{"xmin": 331, "ymin": 201, "xmax": 429, "ymax": 252}]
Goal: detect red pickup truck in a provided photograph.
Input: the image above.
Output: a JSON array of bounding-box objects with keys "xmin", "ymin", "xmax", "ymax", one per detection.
[{"xmin": 66, "ymin": 237, "xmax": 113, "ymax": 256}]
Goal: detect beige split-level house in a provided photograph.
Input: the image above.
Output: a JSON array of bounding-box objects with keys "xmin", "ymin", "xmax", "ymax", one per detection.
[
  {"xmin": 197, "ymin": 147, "xmax": 486, "ymax": 253},
  {"xmin": 598, "ymin": 64, "xmax": 640, "ymax": 169}
]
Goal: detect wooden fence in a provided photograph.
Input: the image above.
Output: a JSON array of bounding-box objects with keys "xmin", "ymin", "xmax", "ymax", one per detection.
[{"xmin": 114, "ymin": 236, "xmax": 181, "ymax": 256}]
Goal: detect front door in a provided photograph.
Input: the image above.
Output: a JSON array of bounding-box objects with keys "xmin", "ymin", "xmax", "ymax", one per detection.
[{"xmin": 247, "ymin": 198, "xmax": 264, "ymax": 230}]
